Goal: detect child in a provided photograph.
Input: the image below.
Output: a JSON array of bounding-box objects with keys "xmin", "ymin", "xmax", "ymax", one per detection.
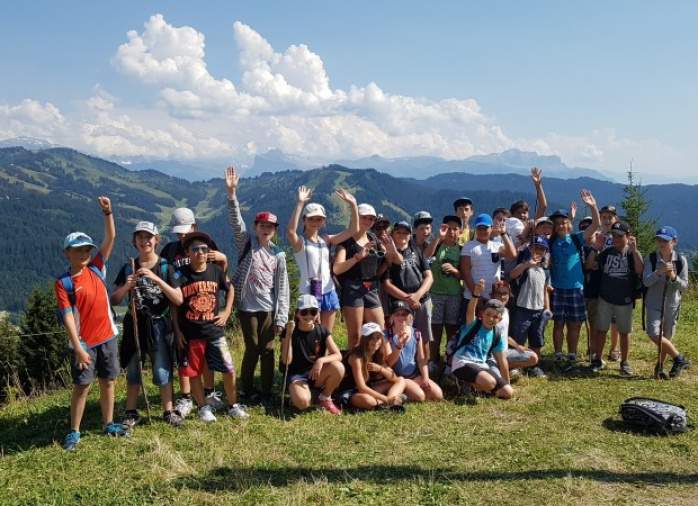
[
  {"xmin": 643, "ymin": 226, "xmax": 691, "ymax": 378},
  {"xmin": 287, "ymin": 185, "xmax": 359, "ymax": 332},
  {"xmin": 453, "ymin": 197, "xmax": 474, "ymax": 246},
  {"xmin": 384, "ymin": 301, "xmax": 443, "ymax": 402},
  {"xmin": 56, "ymin": 196, "xmax": 127, "ymax": 451},
  {"xmin": 338, "ymin": 322, "xmax": 407, "ymax": 411},
  {"xmin": 280, "ymin": 295, "xmax": 345, "ymax": 414},
  {"xmin": 175, "ymin": 232, "xmax": 249, "ymax": 422},
  {"xmin": 225, "ymin": 167, "xmax": 290, "ymax": 404},
  {"xmin": 111, "ymin": 221, "xmax": 184, "ymax": 427}
]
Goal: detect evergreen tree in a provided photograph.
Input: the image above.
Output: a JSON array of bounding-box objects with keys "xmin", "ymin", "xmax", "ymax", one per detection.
[
  {"xmin": 622, "ymin": 169, "xmax": 655, "ymax": 255},
  {"xmin": 0, "ymin": 312, "xmax": 23, "ymax": 401}
]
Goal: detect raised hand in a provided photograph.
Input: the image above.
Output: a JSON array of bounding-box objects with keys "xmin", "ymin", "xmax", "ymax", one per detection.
[
  {"xmin": 297, "ymin": 185, "xmax": 312, "ymax": 204},
  {"xmin": 353, "ymin": 245, "xmax": 369, "ymax": 262},
  {"xmin": 438, "ymin": 223, "xmax": 449, "ymax": 240},
  {"xmin": 473, "ymin": 278, "xmax": 486, "ymax": 297},
  {"xmin": 580, "ymin": 189, "xmax": 597, "ymax": 208},
  {"xmin": 569, "ymin": 201, "xmax": 577, "ymax": 221},
  {"xmin": 225, "ymin": 166, "xmax": 239, "ymax": 195},
  {"xmin": 97, "ymin": 196, "xmax": 112, "ymax": 214},
  {"xmin": 531, "ymin": 167, "xmax": 543, "ymax": 186},
  {"xmin": 335, "ymin": 188, "xmax": 357, "ymax": 206},
  {"xmin": 628, "ymin": 235, "xmax": 638, "ymax": 252}
]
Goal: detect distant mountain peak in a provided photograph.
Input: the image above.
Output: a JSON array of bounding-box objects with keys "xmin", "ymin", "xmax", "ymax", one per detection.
[{"xmin": 0, "ymin": 137, "xmax": 60, "ymax": 151}]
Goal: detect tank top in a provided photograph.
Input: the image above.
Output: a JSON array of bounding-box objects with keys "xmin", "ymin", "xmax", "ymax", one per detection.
[
  {"xmin": 386, "ymin": 327, "xmax": 419, "ymax": 378},
  {"xmin": 294, "ymin": 237, "xmax": 334, "ymax": 295}
]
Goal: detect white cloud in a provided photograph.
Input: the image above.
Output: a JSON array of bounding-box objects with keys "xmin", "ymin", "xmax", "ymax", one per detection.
[{"xmin": 0, "ymin": 99, "xmax": 66, "ymax": 140}]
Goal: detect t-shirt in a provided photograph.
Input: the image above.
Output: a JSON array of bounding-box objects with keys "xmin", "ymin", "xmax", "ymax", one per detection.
[
  {"xmin": 337, "ymin": 235, "xmax": 383, "ymax": 283},
  {"xmin": 457, "ymin": 225, "xmax": 472, "ymax": 247},
  {"xmin": 114, "ymin": 257, "xmax": 176, "ymax": 318},
  {"xmin": 176, "ymin": 263, "xmax": 229, "ymax": 340},
  {"xmin": 460, "ymin": 239, "xmax": 502, "ymax": 299},
  {"xmin": 495, "ymin": 307, "xmax": 510, "ymax": 343},
  {"xmin": 240, "ymin": 246, "xmax": 277, "ymax": 312},
  {"xmin": 386, "ymin": 327, "xmax": 420, "ymax": 378},
  {"xmin": 598, "ymin": 247, "xmax": 636, "ymax": 306},
  {"xmin": 430, "ymin": 243, "xmax": 462, "ymax": 296},
  {"xmin": 550, "ymin": 232, "xmax": 585, "ymax": 290},
  {"xmin": 295, "ymin": 237, "xmax": 334, "ymax": 295},
  {"xmin": 582, "ymin": 245, "xmax": 601, "ymax": 299},
  {"xmin": 451, "ymin": 321, "xmax": 506, "ymax": 368},
  {"xmin": 388, "ymin": 244, "xmax": 430, "ymax": 302},
  {"xmin": 288, "ymin": 324, "xmax": 330, "ymax": 376},
  {"xmin": 515, "ymin": 249, "xmax": 550, "ymax": 311},
  {"xmin": 55, "ymin": 253, "xmax": 118, "ymax": 348},
  {"xmin": 161, "ymin": 237, "xmax": 220, "ymax": 271}
]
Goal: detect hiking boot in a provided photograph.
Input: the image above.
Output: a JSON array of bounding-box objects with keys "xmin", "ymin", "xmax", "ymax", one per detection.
[
  {"xmin": 607, "ymin": 350, "xmax": 620, "ymax": 362},
  {"xmin": 227, "ymin": 403, "xmax": 250, "ymax": 419},
  {"xmin": 104, "ymin": 422, "xmax": 130, "ymax": 438},
  {"xmin": 198, "ymin": 404, "xmax": 217, "ymax": 423},
  {"xmin": 175, "ymin": 397, "xmax": 194, "ymax": 418},
  {"xmin": 63, "ymin": 430, "xmax": 80, "ymax": 451},
  {"xmin": 509, "ymin": 368, "xmax": 522, "ymax": 383},
  {"xmin": 554, "ymin": 352, "xmax": 564, "ymax": 363},
  {"xmin": 205, "ymin": 390, "xmax": 225, "ymax": 411},
  {"xmin": 121, "ymin": 409, "xmax": 141, "ymax": 428},
  {"xmin": 654, "ymin": 363, "xmax": 669, "ymax": 380},
  {"xmin": 669, "ymin": 355, "xmax": 690, "ymax": 378},
  {"xmin": 163, "ymin": 411, "xmax": 184, "ymax": 427},
  {"xmin": 619, "ymin": 361, "xmax": 633, "ymax": 377},
  {"xmin": 526, "ymin": 366, "xmax": 547, "ymax": 378},
  {"xmin": 317, "ymin": 397, "xmax": 342, "ymax": 415}
]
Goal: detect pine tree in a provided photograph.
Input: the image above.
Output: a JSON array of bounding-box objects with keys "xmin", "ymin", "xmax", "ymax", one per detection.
[{"xmin": 622, "ymin": 169, "xmax": 655, "ymax": 256}]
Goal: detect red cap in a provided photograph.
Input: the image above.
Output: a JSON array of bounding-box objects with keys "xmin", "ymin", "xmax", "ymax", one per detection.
[{"xmin": 255, "ymin": 211, "xmax": 278, "ymax": 225}]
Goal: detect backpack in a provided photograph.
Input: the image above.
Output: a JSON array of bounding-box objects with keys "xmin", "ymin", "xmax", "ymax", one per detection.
[
  {"xmin": 641, "ymin": 252, "xmax": 684, "ymax": 330},
  {"xmin": 444, "ymin": 320, "xmax": 503, "ymax": 368},
  {"xmin": 619, "ymin": 397, "xmax": 691, "ymax": 435}
]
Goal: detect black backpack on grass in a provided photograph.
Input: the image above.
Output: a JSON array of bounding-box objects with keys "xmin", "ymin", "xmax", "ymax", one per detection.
[{"xmin": 620, "ymin": 397, "xmax": 691, "ymax": 435}]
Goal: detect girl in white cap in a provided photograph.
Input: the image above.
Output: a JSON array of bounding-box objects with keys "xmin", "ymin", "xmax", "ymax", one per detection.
[{"xmin": 287, "ymin": 185, "xmax": 359, "ymax": 332}]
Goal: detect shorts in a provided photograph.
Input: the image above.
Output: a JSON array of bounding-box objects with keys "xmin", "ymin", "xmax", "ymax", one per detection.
[
  {"xmin": 511, "ymin": 307, "xmax": 548, "ymax": 349},
  {"xmin": 125, "ymin": 320, "xmax": 173, "ymax": 386},
  {"xmin": 319, "ymin": 290, "xmax": 341, "ymax": 312},
  {"xmin": 413, "ymin": 298, "xmax": 434, "ymax": 342},
  {"xmin": 585, "ymin": 298, "xmax": 599, "ymax": 329},
  {"xmin": 505, "ymin": 348, "xmax": 537, "ymax": 366},
  {"xmin": 645, "ymin": 305, "xmax": 680, "ymax": 339},
  {"xmin": 179, "ymin": 337, "xmax": 235, "ymax": 378},
  {"xmin": 340, "ymin": 279, "xmax": 382, "ymax": 309},
  {"xmin": 552, "ymin": 288, "xmax": 586, "ymax": 322},
  {"xmin": 452, "ymin": 361, "xmax": 507, "ymax": 391},
  {"xmin": 286, "ymin": 371, "xmax": 317, "ymax": 388},
  {"xmin": 431, "ymin": 294, "xmax": 461, "ymax": 326},
  {"xmin": 71, "ymin": 337, "xmax": 120, "ymax": 386},
  {"xmin": 595, "ymin": 298, "xmax": 633, "ymax": 334}
]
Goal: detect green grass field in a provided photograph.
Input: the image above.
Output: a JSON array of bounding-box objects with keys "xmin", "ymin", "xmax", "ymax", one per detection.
[{"xmin": 2, "ymin": 296, "xmax": 697, "ymax": 506}]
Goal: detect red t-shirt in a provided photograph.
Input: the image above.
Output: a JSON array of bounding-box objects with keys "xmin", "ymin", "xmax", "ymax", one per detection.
[{"xmin": 55, "ymin": 253, "xmax": 118, "ymax": 348}]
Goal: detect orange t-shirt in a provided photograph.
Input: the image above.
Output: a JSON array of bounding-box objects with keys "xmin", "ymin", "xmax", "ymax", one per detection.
[{"xmin": 55, "ymin": 253, "xmax": 118, "ymax": 348}]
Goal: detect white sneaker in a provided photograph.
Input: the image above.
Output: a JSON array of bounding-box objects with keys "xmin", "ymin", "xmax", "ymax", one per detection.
[
  {"xmin": 175, "ymin": 397, "xmax": 194, "ymax": 419},
  {"xmin": 227, "ymin": 403, "xmax": 250, "ymax": 419},
  {"xmin": 206, "ymin": 390, "xmax": 225, "ymax": 411},
  {"xmin": 198, "ymin": 404, "xmax": 217, "ymax": 423}
]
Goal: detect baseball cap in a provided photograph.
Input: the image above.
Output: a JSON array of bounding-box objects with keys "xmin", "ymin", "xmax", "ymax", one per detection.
[
  {"xmin": 182, "ymin": 231, "xmax": 215, "ymax": 250},
  {"xmin": 134, "ymin": 221, "xmax": 159, "ymax": 236},
  {"xmin": 656, "ymin": 226, "xmax": 678, "ymax": 241},
  {"xmin": 171, "ymin": 208, "xmax": 196, "ymax": 234},
  {"xmin": 303, "ymin": 203, "xmax": 326, "ymax": 219},
  {"xmin": 297, "ymin": 293, "xmax": 320, "ymax": 310},
  {"xmin": 63, "ymin": 232, "xmax": 97, "ymax": 250},
  {"xmin": 453, "ymin": 197, "xmax": 473, "ymax": 210},
  {"xmin": 391, "ymin": 300, "xmax": 414, "ymax": 315},
  {"xmin": 600, "ymin": 205, "xmax": 617, "ymax": 215},
  {"xmin": 392, "ymin": 220, "xmax": 412, "ymax": 233},
  {"xmin": 361, "ymin": 321, "xmax": 384, "ymax": 337},
  {"xmin": 442, "ymin": 215, "xmax": 461, "ymax": 225},
  {"xmin": 483, "ymin": 298, "xmax": 506, "ymax": 314},
  {"xmin": 374, "ymin": 214, "xmax": 391, "ymax": 228},
  {"xmin": 611, "ymin": 222, "xmax": 630, "ymax": 236},
  {"xmin": 550, "ymin": 209, "xmax": 569, "ymax": 220},
  {"xmin": 254, "ymin": 211, "xmax": 279, "ymax": 225},
  {"xmin": 578, "ymin": 216, "xmax": 593, "ymax": 230},
  {"xmin": 532, "ymin": 235, "xmax": 549, "ymax": 250},
  {"xmin": 474, "ymin": 213, "xmax": 493, "ymax": 228},
  {"xmin": 535, "ymin": 216, "xmax": 553, "ymax": 227},
  {"xmin": 413, "ymin": 211, "xmax": 433, "ymax": 226},
  {"xmin": 358, "ymin": 203, "xmax": 377, "ymax": 217}
]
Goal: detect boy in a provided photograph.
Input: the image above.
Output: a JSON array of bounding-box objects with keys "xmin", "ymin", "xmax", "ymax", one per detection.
[
  {"xmin": 453, "ymin": 197, "xmax": 474, "ymax": 246},
  {"xmin": 175, "ymin": 232, "xmax": 249, "ymax": 422},
  {"xmin": 56, "ymin": 196, "xmax": 127, "ymax": 451},
  {"xmin": 412, "ymin": 211, "xmax": 435, "ymax": 257},
  {"xmin": 643, "ymin": 226, "xmax": 690, "ymax": 379},
  {"xmin": 598, "ymin": 205, "xmax": 621, "ymax": 361},
  {"xmin": 111, "ymin": 221, "xmax": 184, "ymax": 427},
  {"xmin": 587, "ymin": 222, "xmax": 643, "ymax": 375}
]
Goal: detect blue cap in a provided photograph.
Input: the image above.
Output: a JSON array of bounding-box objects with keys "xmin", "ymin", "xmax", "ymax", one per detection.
[
  {"xmin": 656, "ymin": 226, "xmax": 678, "ymax": 241},
  {"xmin": 63, "ymin": 232, "xmax": 97, "ymax": 250},
  {"xmin": 532, "ymin": 235, "xmax": 549, "ymax": 250},
  {"xmin": 474, "ymin": 213, "xmax": 493, "ymax": 228},
  {"xmin": 550, "ymin": 209, "xmax": 569, "ymax": 220},
  {"xmin": 393, "ymin": 220, "xmax": 412, "ymax": 232}
]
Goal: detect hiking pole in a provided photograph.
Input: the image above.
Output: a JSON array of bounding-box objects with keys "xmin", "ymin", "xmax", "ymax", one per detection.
[
  {"xmin": 130, "ymin": 258, "xmax": 152, "ymax": 422},
  {"xmin": 655, "ymin": 276, "xmax": 669, "ymax": 380},
  {"xmin": 280, "ymin": 320, "xmax": 295, "ymax": 421},
  {"xmin": 584, "ymin": 319, "xmax": 592, "ymax": 364}
]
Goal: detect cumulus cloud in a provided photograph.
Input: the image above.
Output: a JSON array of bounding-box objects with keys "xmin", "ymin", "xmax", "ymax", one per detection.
[{"xmin": 0, "ymin": 99, "xmax": 66, "ymax": 140}]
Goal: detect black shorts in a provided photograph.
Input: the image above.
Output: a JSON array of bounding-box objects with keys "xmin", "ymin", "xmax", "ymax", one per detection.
[
  {"xmin": 340, "ymin": 280, "xmax": 382, "ymax": 309},
  {"xmin": 452, "ymin": 362, "xmax": 507, "ymax": 391}
]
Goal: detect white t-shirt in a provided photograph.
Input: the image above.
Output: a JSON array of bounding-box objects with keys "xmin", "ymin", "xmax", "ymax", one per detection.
[
  {"xmin": 496, "ymin": 307, "xmax": 510, "ymax": 349},
  {"xmin": 460, "ymin": 239, "xmax": 502, "ymax": 299},
  {"xmin": 294, "ymin": 237, "xmax": 334, "ymax": 295}
]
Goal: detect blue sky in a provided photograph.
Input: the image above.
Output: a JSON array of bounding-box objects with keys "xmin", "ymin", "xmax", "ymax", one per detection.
[{"xmin": 1, "ymin": 1, "xmax": 696, "ymax": 180}]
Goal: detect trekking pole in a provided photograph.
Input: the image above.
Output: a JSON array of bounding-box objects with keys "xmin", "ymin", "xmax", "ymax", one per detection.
[
  {"xmin": 584, "ymin": 319, "xmax": 592, "ymax": 363},
  {"xmin": 130, "ymin": 258, "xmax": 152, "ymax": 422},
  {"xmin": 280, "ymin": 320, "xmax": 295, "ymax": 421},
  {"xmin": 655, "ymin": 277, "xmax": 669, "ymax": 380}
]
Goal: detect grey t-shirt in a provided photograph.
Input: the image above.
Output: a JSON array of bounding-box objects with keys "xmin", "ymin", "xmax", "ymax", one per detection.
[
  {"xmin": 516, "ymin": 265, "xmax": 549, "ymax": 311},
  {"xmin": 240, "ymin": 246, "xmax": 277, "ymax": 312}
]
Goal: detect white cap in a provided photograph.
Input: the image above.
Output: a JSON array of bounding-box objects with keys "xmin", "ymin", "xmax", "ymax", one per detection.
[
  {"xmin": 358, "ymin": 203, "xmax": 377, "ymax": 217},
  {"xmin": 360, "ymin": 322, "xmax": 383, "ymax": 337},
  {"xmin": 134, "ymin": 221, "xmax": 159, "ymax": 235},
  {"xmin": 303, "ymin": 203, "xmax": 326, "ymax": 219},
  {"xmin": 297, "ymin": 294, "xmax": 320, "ymax": 310},
  {"xmin": 505, "ymin": 217, "xmax": 525, "ymax": 239},
  {"xmin": 171, "ymin": 208, "xmax": 196, "ymax": 234}
]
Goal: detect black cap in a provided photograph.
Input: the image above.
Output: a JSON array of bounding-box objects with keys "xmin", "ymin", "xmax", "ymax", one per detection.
[
  {"xmin": 374, "ymin": 214, "xmax": 391, "ymax": 228},
  {"xmin": 600, "ymin": 205, "xmax": 617, "ymax": 216},
  {"xmin": 550, "ymin": 208, "xmax": 569, "ymax": 220},
  {"xmin": 453, "ymin": 197, "xmax": 473, "ymax": 210},
  {"xmin": 442, "ymin": 215, "xmax": 461, "ymax": 225},
  {"xmin": 183, "ymin": 231, "xmax": 215, "ymax": 250},
  {"xmin": 392, "ymin": 220, "xmax": 412, "ymax": 233},
  {"xmin": 391, "ymin": 300, "xmax": 414, "ymax": 315},
  {"xmin": 611, "ymin": 221, "xmax": 630, "ymax": 236}
]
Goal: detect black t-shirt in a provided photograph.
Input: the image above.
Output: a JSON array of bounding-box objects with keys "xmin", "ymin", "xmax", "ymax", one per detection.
[
  {"xmin": 161, "ymin": 238, "xmax": 220, "ymax": 271},
  {"xmin": 582, "ymin": 245, "xmax": 601, "ymax": 299},
  {"xmin": 389, "ymin": 244, "xmax": 430, "ymax": 302},
  {"xmin": 598, "ymin": 247, "xmax": 635, "ymax": 305},
  {"xmin": 287, "ymin": 324, "xmax": 330, "ymax": 375},
  {"xmin": 176, "ymin": 263, "xmax": 229, "ymax": 340},
  {"xmin": 114, "ymin": 257, "xmax": 176, "ymax": 318},
  {"xmin": 337, "ymin": 234, "xmax": 383, "ymax": 283}
]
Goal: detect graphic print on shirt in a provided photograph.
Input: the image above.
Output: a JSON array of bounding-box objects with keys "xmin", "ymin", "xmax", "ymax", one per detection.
[
  {"xmin": 182, "ymin": 281, "xmax": 219, "ymax": 321},
  {"xmin": 603, "ymin": 253, "xmax": 629, "ymax": 278},
  {"xmin": 248, "ymin": 249, "xmax": 277, "ymax": 292}
]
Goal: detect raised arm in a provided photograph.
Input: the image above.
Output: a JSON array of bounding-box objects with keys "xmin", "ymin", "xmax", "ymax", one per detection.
[
  {"xmin": 97, "ymin": 196, "xmax": 115, "ymax": 261},
  {"xmin": 495, "ymin": 221, "xmax": 517, "ymax": 259},
  {"xmin": 287, "ymin": 186, "xmax": 312, "ymax": 252},
  {"xmin": 580, "ymin": 190, "xmax": 600, "ymax": 243},
  {"xmin": 531, "ymin": 168, "xmax": 548, "ymax": 219},
  {"xmin": 326, "ymin": 189, "xmax": 360, "ymax": 245},
  {"xmin": 225, "ymin": 166, "xmax": 250, "ymax": 253},
  {"xmin": 628, "ymin": 236, "xmax": 644, "ymax": 275}
]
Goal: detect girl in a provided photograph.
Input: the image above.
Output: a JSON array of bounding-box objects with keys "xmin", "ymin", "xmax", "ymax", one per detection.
[
  {"xmin": 385, "ymin": 301, "xmax": 443, "ymax": 402},
  {"xmin": 287, "ymin": 185, "xmax": 359, "ymax": 332}
]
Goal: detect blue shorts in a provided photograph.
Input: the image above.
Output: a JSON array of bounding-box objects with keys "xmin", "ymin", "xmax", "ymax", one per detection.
[
  {"xmin": 552, "ymin": 288, "xmax": 586, "ymax": 322},
  {"xmin": 126, "ymin": 319, "xmax": 173, "ymax": 386},
  {"xmin": 71, "ymin": 337, "xmax": 120, "ymax": 385},
  {"xmin": 319, "ymin": 290, "xmax": 341, "ymax": 312},
  {"xmin": 511, "ymin": 307, "xmax": 547, "ymax": 349}
]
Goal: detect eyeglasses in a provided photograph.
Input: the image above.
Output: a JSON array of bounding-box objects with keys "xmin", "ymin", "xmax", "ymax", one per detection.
[
  {"xmin": 299, "ymin": 308, "xmax": 319, "ymax": 316},
  {"xmin": 190, "ymin": 246, "xmax": 209, "ymax": 254}
]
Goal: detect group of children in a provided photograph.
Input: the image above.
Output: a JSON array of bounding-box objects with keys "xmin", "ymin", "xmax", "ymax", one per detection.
[{"xmin": 55, "ymin": 166, "xmax": 691, "ymax": 451}]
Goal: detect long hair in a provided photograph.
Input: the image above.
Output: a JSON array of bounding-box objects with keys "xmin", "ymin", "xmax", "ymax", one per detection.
[{"xmin": 351, "ymin": 332, "xmax": 386, "ymax": 381}]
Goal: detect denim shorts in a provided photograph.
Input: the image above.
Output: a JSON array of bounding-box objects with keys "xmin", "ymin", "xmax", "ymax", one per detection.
[{"xmin": 126, "ymin": 319, "xmax": 173, "ymax": 386}]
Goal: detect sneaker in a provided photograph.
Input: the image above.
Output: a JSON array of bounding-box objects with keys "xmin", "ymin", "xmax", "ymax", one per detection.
[
  {"xmin": 205, "ymin": 390, "xmax": 226, "ymax": 411},
  {"xmin": 227, "ymin": 403, "xmax": 250, "ymax": 419},
  {"xmin": 554, "ymin": 352, "xmax": 564, "ymax": 362},
  {"xmin": 619, "ymin": 361, "xmax": 633, "ymax": 376},
  {"xmin": 567, "ymin": 353, "xmax": 577, "ymax": 363},
  {"xmin": 163, "ymin": 411, "xmax": 184, "ymax": 427},
  {"xmin": 669, "ymin": 355, "xmax": 690, "ymax": 378},
  {"xmin": 526, "ymin": 366, "xmax": 547, "ymax": 378},
  {"xmin": 590, "ymin": 358, "xmax": 606, "ymax": 373},
  {"xmin": 198, "ymin": 404, "xmax": 217, "ymax": 422},
  {"xmin": 175, "ymin": 397, "xmax": 194, "ymax": 419},
  {"xmin": 509, "ymin": 368, "xmax": 522, "ymax": 383},
  {"xmin": 121, "ymin": 410, "xmax": 141, "ymax": 428},
  {"xmin": 63, "ymin": 430, "xmax": 80, "ymax": 451},
  {"xmin": 654, "ymin": 363, "xmax": 669, "ymax": 380},
  {"xmin": 104, "ymin": 422, "xmax": 130, "ymax": 437},
  {"xmin": 608, "ymin": 350, "xmax": 621, "ymax": 362},
  {"xmin": 317, "ymin": 397, "xmax": 342, "ymax": 415}
]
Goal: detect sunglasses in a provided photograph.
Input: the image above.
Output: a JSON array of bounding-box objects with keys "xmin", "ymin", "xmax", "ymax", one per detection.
[
  {"xmin": 190, "ymin": 245, "xmax": 209, "ymax": 254},
  {"xmin": 299, "ymin": 308, "xmax": 319, "ymax": 316}
]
